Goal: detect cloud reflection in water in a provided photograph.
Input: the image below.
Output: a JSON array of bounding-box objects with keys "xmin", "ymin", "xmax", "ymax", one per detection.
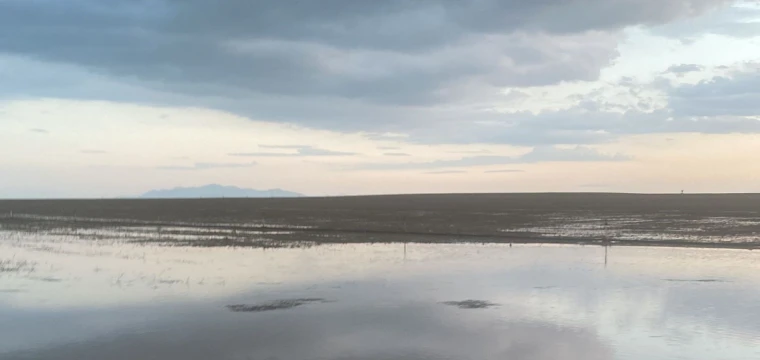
[{"xmin": 3, "ymin": 301, "xmax": 612, "ymax": 360}]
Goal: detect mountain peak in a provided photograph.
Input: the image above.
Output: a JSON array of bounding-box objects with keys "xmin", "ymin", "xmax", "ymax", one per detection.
[{"xmin": 141, "ymin": 185, "xmax": 303, "ymax": 199}]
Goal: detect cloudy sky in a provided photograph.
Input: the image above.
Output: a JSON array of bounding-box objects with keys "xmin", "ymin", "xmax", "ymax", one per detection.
[{"xmin": 1, "ymin": 0, "xmax": 760, "ymax": 198}]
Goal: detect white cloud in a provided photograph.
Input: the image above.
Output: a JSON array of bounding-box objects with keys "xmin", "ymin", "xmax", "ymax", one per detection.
[{"xmin": 230, "ymin": 146, "xmax": 356, "ymax": 157}]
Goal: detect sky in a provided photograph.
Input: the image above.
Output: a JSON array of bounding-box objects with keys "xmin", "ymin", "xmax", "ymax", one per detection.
[{"xmin": 1, "ymin": 0, "xmax": 760, "ymax": 198}]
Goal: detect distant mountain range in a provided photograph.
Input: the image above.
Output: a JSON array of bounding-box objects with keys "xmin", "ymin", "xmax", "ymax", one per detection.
[{"xmin": 141, "ymin": 184, "xmax": 304, "ymax": 199}]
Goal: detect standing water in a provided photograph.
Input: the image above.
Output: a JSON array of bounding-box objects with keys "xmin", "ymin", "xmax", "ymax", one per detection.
[{"xmin": 1, "ymin": 231, "xmax": 759, "ymax": 360}]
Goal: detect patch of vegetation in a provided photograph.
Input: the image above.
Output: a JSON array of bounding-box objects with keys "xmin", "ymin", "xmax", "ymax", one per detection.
[{"xmin": 0, "ymin": 259, "xmax": 36, "ymax": 273}]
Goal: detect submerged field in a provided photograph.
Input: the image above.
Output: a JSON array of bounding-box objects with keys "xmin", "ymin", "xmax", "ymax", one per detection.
[
  {"xmin": 1, "ymin": 193, "xmax": 760, "ymax": 248},
  {"xmin": 3, "ymin": 194, "xmax": 760, "ymax": 359}
]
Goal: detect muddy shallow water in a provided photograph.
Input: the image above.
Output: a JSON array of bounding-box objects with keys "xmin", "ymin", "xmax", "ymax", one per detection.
[
  {"xmin": 1, "ymin": 230, "xmax": 760, "ymax": 360},
  {"xmin": 4, "ymin": 194, "xmax": 760, "ymax": 248}
]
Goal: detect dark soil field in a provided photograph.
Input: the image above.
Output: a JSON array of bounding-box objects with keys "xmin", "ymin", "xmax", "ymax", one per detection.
[{"xmin": 2, "ymin": 193, "xmax": 760, "ymax": 248}]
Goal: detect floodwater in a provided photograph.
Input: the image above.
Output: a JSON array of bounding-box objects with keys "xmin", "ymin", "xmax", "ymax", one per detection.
[{"xmin": 1, "ymin": 231, "xmax": 760, "ymax": 360}]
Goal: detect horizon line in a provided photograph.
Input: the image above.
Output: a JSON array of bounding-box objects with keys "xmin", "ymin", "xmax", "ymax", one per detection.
[{"xmin": 1, "ymin": 191, "xmax": 760, "ymax": 201}]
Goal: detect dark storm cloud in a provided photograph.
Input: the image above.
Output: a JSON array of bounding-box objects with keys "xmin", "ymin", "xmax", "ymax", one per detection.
[
  {"xmin": 0, "ymin": 0, "xmax": 748, "ymax": 148},
  {"xmin": 161, "ymin": 0, "xmax": 733, "ymax": 47},
  {"xmin": 653, "ymin": 4, "xmax": 760, "ymax": 39},
  {"xmin": 0, "ymin": 0, "xmax": 732, "ymax": 107},
  {"xmin": 352, "ymin": 146, "xmax": 628, "ymax": 171},
  {"xmin": 230, "ymin": 146, "xmax": 356, "ymax": 157},
  {"xmin": 0, "ymin": 1, "xmax": 611, "ymax": 106}
]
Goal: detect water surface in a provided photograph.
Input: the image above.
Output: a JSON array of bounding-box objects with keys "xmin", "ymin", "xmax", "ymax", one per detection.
[{"xmin": 1, "ymin": 231, "xmax": 759, "ymax": 359}]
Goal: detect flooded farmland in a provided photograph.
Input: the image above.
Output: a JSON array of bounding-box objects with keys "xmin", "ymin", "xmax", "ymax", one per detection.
[
  {"xmin": 1, "ymin": 195, "xmax": 760, "ymax": 359},
  {"xmin": 3, "ymin": 194, "xmax": 760, "ymax": 248}
]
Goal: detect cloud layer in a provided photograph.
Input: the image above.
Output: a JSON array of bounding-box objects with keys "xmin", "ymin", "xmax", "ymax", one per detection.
[
  {"xmin": 353, "ymin": 146, "xmax": 628, "ymax": 171},
  {"xmin": 669, "ymin": 64, "xmax": 760, "ymax": 117},
  {"xmin": 2, "ymin": 0, "xmax": 760, "ymax": 198},
  {"xmin": 2, "ymin": 0, "xmax": 731, "ymax": 106},
  {"xmin": 158, "ymin": 162, "xmax": 257, "ymax": 171},
  {"xmin": 230, "ymin": 146, "xmax": 356, "ymax": 157},
  {"xmin": 1, "ymin": 0, "xmax": 753, "ymax": 148}
]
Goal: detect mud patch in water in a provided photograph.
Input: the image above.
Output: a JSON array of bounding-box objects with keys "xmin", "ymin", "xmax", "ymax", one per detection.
[
  {"xmin": 226, "ymin": 298, "xmax": 329, "ymax": 313},
  {"xmin": 0, "ymin": 289, "xmax": 24, "ymax": 293},
  {"xmin": 442, "ymin": 300, "xmax": 499, "ymax": 309}
]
